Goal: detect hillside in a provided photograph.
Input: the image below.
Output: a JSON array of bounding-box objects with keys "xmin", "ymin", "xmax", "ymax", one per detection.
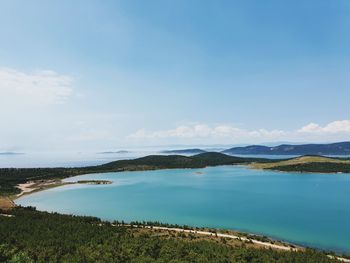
[
  {"xmin": 0, "ymin": 207, "xmax": 342, "ymax": 263},
  {"xmin": 251, "ymin": 156, "xmax": 350, "ymax": 173},
  {"xmin": 100, "ymin": 152, "xmax": 263, "ymax": 170},
  {"xmin": 223, "ymin": 142, "xmax": 350, "ymax": 155}
]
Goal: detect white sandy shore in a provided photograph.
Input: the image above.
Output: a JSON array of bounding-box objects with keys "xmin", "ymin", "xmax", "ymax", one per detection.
[
  {"xmin": 16, "ymin": 180, "xmax": 65, "ymax": 198},
  {"xmin": 16, "ymin": 182, "xmax": 37, "ymax": 197}
]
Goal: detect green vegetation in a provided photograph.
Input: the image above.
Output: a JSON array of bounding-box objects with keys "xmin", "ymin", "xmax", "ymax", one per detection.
[
  {"xmin": 251, "ymin": 156, "xmax": 350, "ymax": 173},
  {"xmin": 0, "ymin": 152, "xmax": 265, "ymax": 196},
  {"xmin": 0, "ymin": 207, "xmax": 342, "ymax": 263},
  {"xmin": 272, "ymin": 163, "xmax": 350, "ymax": 173},
  {"xmin": 2, "ymin": 153, "xmax": 350, "ymax": 196},
  {"xmin": 2, "ymin": 154, "xmax": 350, "ymax": 262},
  {"xmin": 77, "ymin": 180, "xmax": 112, "ymax": 185}
]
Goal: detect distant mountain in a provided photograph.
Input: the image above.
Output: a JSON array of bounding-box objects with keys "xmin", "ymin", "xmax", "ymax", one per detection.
[
  {"xmin": 98, "ymin": 151, "xmax": 130, "ymax": 154},
  {"xmin": 222, "ymin": 142, "xmax": 350, "ymax": 155},
  {"xmin": 161, "ymin": 148, "xmax": 207, "ymax": 155},
  {"xmin": 0, "ymin": 152, "xmax": 24, "ymax": 155}
]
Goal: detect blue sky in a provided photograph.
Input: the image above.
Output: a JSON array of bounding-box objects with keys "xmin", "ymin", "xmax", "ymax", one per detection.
[{"xmin": 1, "ymin": 0, "xmax": 350, "ymax": 151}]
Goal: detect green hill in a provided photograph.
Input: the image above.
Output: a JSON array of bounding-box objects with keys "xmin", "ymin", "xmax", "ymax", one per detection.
[
  {"xmin": 251, "ymin": 155, "xmax": 350, "ymax": 173},
  {"xmin": 223, "ymin": 142, "xmax": 350, "ymax": 155}
]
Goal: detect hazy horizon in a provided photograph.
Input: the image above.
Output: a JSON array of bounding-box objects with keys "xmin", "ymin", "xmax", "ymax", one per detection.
[{"xmin": 1, "ymin": 0, "xmax": 350, "ymax": 152}]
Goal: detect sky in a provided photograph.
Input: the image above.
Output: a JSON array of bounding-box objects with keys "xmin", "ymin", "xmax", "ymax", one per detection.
[{"xmin": 1, "ymin": 0, "xmax": 350, "ymax": 151}]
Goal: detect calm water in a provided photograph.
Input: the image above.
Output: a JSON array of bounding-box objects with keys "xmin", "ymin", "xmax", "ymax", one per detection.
[{"xmin": 16, "ymin": 166, "xmax": 350, "ymax": 253}]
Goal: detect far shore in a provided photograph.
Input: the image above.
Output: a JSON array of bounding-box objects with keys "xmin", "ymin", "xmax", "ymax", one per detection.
[{"xmin": 14, "ymin": 179, "xmax": 113, "ymax": 200}]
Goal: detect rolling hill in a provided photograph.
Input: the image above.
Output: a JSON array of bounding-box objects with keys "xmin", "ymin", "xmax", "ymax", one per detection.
[
  {"xmin": 0, "ymin": 153, "xmax": 263, "ymax": 196},
  {"xmin": 223, "ymin": 142, "xmax": 350, "ymax": 155},
  {"xmin": 251, "ymin": 155, "xmax": 350, "ymax": 173}
]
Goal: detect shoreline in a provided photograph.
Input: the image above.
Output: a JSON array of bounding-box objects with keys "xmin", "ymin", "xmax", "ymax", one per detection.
[
  {"xmin": 5, "ymin": 168, "xmax": 350, "ymax": 261},
  {"xmin": 126, "ymin": 224, "xmax": 300, "ymax": 251},
  {"xmin": 15, "ymin": 180, "xmax": 71, "ymax": 200},
  {"xmin": 14, "ymin": 179, "xmax": 113, "ymax": 200},
  {"xmin": 126, "ymin": 225, "xmax": 350, "ymax": 262},
  {"xmin": 13, "ymin": 163, "xmax": 349, "ymax": 203},
  {"xmin": 247, "ymin": 165, "xmax": 350, "ymax": 175}
]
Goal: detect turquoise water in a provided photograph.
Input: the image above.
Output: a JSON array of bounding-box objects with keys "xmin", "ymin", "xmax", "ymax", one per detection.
[{"xmin": 16, "ymin": 166, "xmax": 350, "ymax": 253}]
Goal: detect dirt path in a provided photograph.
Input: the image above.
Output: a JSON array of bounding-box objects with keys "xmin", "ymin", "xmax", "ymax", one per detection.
[
  {"xmin": 124, "ymin": 225, "xmax": 350, "ymax": 262},
  {"xmin": 142, "ymin": 225, "xmax": 298, "ymax": 251}
]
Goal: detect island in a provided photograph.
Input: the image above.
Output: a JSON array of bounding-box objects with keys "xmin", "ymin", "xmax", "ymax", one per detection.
[
  {"xmin": 222, "ymin": 141, "xmax": 350, "ymax": 155},
  {"xmin": 0, "ymin": 152, "xmax": 24, "ymax": 155},
  {"xmin": 161, "ymin": 148, "xmax": 207, "ymax": 155}
]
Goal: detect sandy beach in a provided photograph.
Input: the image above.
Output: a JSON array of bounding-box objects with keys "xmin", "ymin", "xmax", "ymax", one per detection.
[{"xmin": 16, "ymin": 182, "xmax": 37, "ymax": 197}]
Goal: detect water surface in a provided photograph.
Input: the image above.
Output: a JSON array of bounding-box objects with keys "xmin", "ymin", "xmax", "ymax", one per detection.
[{"xmin": 16, "ymin": 166, "xmax": 350, "ymax": 253}]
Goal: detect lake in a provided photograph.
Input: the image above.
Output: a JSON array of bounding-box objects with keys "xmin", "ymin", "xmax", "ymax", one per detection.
[{"xmin": 16, "ymin": 165, "xmax": 350, "ymax": 253}]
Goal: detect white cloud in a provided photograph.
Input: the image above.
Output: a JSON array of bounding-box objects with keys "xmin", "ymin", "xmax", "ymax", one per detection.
[
  {"xmin": 0, "ymin": 67, "xmax": 73, "ymax": 105},
  {"xmin": 127, "ymin": 124, "xmax": 286, "ymax": 141},
  {"xmin": 298, "ymin": 120, "xmax": 350, "ymax": 133},
  {"xmin": 128, "ymin": 120, "xmax": 350, "ymax": 145},
  {"xmin": 298, "ymin": 123, "xmax": 321, "ymax": 133}
]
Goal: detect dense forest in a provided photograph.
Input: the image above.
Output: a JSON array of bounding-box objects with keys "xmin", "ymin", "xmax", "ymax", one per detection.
[
  {"xmin": 0, "ymin": 153, "xmax": 265, "ymax": 196},
  {"xmin": 271, "ymin": 162, "xmax": 350, "ymax": 173},
  {"xmin": 0, "ymin": 207, "xmax": 343, "ymax": 263}
]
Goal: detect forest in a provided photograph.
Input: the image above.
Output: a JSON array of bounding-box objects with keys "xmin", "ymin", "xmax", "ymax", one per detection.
[
  {"xmin": 271, "ymin": 162, "xmax": 350, "ymax": 173},
  {"xmin": 0, "ymin": 207, "xmax": 343, "ymax": 263}
]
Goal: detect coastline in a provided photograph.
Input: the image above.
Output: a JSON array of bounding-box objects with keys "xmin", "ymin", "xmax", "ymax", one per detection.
[
  {"xmin": 11, "ymin": 178, "xmax": 301, "ymax": 253},
  {"xmin": 3, "ymin": 163, "xmax": 350, "ymax": 261},
  {"xmin": 14, "ymin": 179, "xmax": 113, "ymax": 200}
]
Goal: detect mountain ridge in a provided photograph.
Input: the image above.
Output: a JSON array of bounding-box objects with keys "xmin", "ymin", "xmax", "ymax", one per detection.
[{"xmin": 222, "ymin": 142, "xmax": 350, "ymax": 155}]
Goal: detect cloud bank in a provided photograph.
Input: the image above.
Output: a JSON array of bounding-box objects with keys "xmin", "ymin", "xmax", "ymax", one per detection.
[
  {"xmin": 128, "ymin": 120, "xmax": 350, "ymax": 144},
  {"xmin": 128, "ymin": 125, "xmax": 286, "ymax": 140},
  {"xmin": 298, "ymin": 120, "xmax": 350, "ymax": 133},
  {"xmin": 0, "ymin": 68, "xmax": 73, "ymax": 105}
]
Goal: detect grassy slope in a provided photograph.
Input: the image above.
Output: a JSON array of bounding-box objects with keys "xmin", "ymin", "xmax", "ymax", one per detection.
[{"xmin": 251, "ymin": 156, "xmax": 350, "ymax": 173}]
